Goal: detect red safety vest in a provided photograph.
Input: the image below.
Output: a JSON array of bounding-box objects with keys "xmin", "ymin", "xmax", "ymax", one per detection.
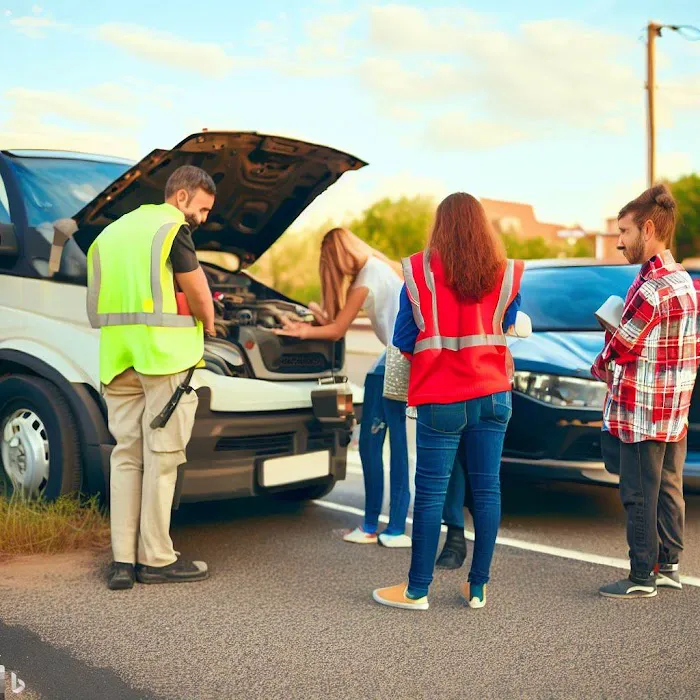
[{"xmin": 402, "ymin": 250, "xmax": 524, "ymax": 406}]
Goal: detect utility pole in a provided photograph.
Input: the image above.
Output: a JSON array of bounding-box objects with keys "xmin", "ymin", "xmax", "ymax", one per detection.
[{"xmin": 646, "ymin": 21, "xmax": 662, "ymax": 188}]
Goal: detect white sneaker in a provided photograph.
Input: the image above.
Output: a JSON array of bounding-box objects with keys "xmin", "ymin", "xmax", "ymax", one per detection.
[
  {"xmin": 378, "ymin": 533, "xmax": 412, "ymax": 548},
  {"xmin": 343, "ymin": 527, "xmax": 378, "ymax": 544}
]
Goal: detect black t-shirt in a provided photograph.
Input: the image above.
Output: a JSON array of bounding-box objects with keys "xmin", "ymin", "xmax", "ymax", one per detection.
[{"xmin": 169, "ymin": 225, "xmax": 199, "ymax": 273}]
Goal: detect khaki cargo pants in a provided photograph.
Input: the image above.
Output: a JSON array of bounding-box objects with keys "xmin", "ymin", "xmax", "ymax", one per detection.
[{"xmin": 103, "ymin": 368, "xmax": 198, "ymax": 567}]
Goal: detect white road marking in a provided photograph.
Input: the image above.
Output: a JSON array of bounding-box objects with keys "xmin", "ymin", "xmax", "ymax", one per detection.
[{"xmin": 313, "ymin": 499, "xmax": 700, "ymax": 588}]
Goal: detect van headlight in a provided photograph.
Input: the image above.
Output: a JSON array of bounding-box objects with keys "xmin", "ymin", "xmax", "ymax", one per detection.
[
  {"xmin": 512, "ymin": 371, "xmax": 607, "ymax": 408},
  {"xmin": 311, "ymin": 380, "xmax": 354, "ymax": 423}
]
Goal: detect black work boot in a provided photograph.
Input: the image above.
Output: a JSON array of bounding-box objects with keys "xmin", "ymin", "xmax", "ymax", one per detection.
[
  {"xmin": 136, "ymin": 558, "xmax": 208, "ymax": 584},
  {"xmin": 436, "ymin": 526, "xmax": 467, "ymax": 570},
  {"xmin": 107, "ymin": 562, "xmax": 135, "ymax": 590}
]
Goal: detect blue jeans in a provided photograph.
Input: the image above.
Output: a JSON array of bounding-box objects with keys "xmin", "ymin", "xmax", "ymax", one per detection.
[
  {"xmin": 442, "ymin": 448, "xmax": 471, "ymax": 528},
  {"xmin": 359, "ymin": 371, "xmax": 410, "ymax": 535},
  {"xmin": 408, "ymin": 392, "xmax": 512, "ymax": 596}
]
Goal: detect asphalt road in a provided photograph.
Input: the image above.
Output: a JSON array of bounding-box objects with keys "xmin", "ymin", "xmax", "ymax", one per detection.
[{"xmin": 1, "ymin": 348, "xmax": 699, "ymax": 699}]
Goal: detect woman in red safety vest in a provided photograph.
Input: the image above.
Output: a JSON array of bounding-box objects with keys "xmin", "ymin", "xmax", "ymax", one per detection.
[{"xmin": 373, "ymin": 192, "xmax": 525, "ymax": 611}]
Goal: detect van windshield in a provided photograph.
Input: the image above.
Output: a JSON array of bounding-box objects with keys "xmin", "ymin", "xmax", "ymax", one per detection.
[
  {"xmin": 7, "ymin": 153, "xmax": 130, "ymax": 228},
  {"xmin": 6, "ymin": 153, "xmax": 130, "ymax": 281}
]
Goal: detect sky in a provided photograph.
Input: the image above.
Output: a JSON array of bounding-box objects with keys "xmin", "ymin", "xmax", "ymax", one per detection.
[{"xmin": 2, "ymin": 0, "xmax": 699, "ymax": 233}]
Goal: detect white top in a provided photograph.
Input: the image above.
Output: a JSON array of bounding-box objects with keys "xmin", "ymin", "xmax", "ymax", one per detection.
[{"xmin": 351, "ymin": 256, "xmax": 403, "ymax": 371}]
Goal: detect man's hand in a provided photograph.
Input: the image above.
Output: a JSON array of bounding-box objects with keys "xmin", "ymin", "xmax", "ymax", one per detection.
[
  {"xmin": 591, "ymin": 352, "xmax": 612, "ymax": 385},
  {"xmin": 175, "ymin": 267, "xmax": 215, "ymax": 335}
]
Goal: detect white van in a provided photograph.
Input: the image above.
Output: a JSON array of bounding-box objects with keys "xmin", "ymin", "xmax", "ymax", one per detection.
[{"xmin": 0, "ymin": 131, "xmax": 365, "ymax": 506}]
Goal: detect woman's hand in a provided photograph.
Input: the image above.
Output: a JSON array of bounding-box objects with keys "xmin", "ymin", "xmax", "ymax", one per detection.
[
  {"xmin": 274, "ymin": 315, "xmax": 310, "ymax": 339},
  {"xmin": 308, "ymin": 302, "xmax": 330, "ymax": 326}
]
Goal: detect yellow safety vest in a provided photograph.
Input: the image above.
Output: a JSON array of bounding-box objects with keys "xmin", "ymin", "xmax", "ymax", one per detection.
[{"xmin": 87, "ymin": 202, "xmax": 203, "ymax": 385}]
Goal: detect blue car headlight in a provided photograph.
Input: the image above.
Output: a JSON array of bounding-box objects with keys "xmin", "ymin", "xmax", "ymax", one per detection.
[{"xmin": 512, "ymin": 371, "xmax": 607, "ymax": 408}]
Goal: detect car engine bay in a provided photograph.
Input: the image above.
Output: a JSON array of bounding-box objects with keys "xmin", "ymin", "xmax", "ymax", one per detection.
[{"xmin": 201, "ymin": 263, "xmax": 344, "ymax": 380}]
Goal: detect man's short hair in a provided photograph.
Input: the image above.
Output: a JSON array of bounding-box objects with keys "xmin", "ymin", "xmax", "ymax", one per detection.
[
  {"xmin": 165, "ymin": 165, "xmax": 216, "ymax": 201},
  {"xmin": 618, "ymin": 183, "xmax": 677, "ymax": 245}
]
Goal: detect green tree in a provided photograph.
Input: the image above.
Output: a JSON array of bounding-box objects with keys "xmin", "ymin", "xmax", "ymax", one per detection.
[
  {"xmin": 347, "ymin": 195, "xmax": 435, "ymax": 260},
  {"xmin": 502, "ymin": 232, "xmax": 558, "ymax": 259},
  {"xmin": 569, "ymin": 236, "xmax": 595, "ymax": 258},
  {"xmin": 249, "ymin": 223, "xmax": 327, "ymax": 304},
  {"xmin": 670, "ymin": 173, "xmax": 700, "ymax": 261}
]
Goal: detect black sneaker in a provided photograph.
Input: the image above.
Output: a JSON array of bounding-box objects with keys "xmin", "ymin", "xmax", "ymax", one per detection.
[
  {"xmin": 656, "ymin": 564, "xmax": 682, "ymax": 590},
  {"xmin": 599, "ymin": 576, "xmax": 657, "ymax": 599},
  {"xmin": 107, "ymin": 562, "xmax": 135, "ymax": 590},
  {"xmin": 135, "ymin": 558, "xmax": 209, "ymax": 585}
]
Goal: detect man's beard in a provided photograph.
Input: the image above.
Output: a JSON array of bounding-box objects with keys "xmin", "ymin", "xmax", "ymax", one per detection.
[
  {"xmin": 184, "ymin": 212, "xmax": 199, "ymax": 230},
  {"xmin": 620, "ymin": 235, "xmax": 645, "ymax": 264}
]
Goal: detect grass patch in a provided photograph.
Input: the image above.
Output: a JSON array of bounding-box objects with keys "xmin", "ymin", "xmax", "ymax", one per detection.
[{"xmin": 0, "ymin": 491, "xmax": 111, "ymax": 562}]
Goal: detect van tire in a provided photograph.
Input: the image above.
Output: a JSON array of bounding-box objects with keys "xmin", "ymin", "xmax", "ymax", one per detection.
[{"xmin": 0, "ymin": 375, "xmax": 82, "ymax": 500}]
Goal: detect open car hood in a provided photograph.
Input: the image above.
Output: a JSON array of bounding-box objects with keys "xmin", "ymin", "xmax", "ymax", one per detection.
[{"xmin": 73, "ymin": 131, "xmax": 367, "ymax": 267}]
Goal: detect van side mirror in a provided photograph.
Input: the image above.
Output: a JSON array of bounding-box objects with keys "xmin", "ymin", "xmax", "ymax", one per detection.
[{"xmin": 0, "ymin": 223, "xmax": 18, "ymax": 257}]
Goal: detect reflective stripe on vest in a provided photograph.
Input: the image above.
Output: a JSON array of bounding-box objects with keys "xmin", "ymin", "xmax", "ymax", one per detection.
[
  {"xmin": 87, "ymin": 222, "xmax": 196, "ymax": 329},
  {"xmin": 404, "ymin": 253, "xmax": 516, "ymax": 354},
  {"xmin": 401, "ymin": 257, "xmax": 425, "ymax": 331}
]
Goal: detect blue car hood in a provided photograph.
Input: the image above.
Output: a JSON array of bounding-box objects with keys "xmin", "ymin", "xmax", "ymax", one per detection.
[{"xmin": 508, "ymin": 331, "xmax": 604, "ymax": 378}]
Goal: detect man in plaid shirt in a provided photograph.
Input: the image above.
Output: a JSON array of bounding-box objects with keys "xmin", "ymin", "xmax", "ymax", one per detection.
[{"xmin": 592, "ymin": 184, "xmax": 699, "ymax": 599}]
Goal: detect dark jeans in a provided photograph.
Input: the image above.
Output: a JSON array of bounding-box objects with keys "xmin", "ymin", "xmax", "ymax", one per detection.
[
  {"xmin": 408, "ymin": 392, "xmax": 511, "ymax": 597},
  {"xmin": 601, "ymin": 431, "xmax": 686, "ymax": 582},
  {"xmin": 442, "ymin": 444, "xmax": 473, "ymax": 528},
  {"xmin": 359, "ymin": 372, "xmax": 410, "ymax": 535}
]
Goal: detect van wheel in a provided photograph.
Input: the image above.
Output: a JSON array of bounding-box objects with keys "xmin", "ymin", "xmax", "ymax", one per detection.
[
  {"xmin": 273, "ymin": 480, "xmax": 336, "ymax": 502},
  {"xmin": 0, "ymin": 375, "xmax": 82, "ymax": 501}
]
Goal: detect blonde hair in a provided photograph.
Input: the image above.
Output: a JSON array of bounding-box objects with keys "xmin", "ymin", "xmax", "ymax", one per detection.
[{"xmin": 319, "ymin": 227, "xmax": 402, "ymax": 320}]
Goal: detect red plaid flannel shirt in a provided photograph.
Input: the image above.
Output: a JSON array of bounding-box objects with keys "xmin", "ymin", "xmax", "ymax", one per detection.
[{"xmin": 591, "ymin": 250, "xmax": 699, "ymax": 443}]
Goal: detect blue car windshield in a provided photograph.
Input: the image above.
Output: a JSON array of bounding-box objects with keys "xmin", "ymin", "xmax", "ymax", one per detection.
[
  {"xmin": 519, "ymin": 265, "xmax": 641, "ymax": 332},
  {"xmin": 7, "ymin": 154, "xmax": 130, "ymax": 228}
]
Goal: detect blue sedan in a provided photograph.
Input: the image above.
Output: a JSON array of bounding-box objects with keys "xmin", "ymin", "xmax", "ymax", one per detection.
[{"xmin": 502, "ymin": 260, "xmax": 700, "ymax": 490}]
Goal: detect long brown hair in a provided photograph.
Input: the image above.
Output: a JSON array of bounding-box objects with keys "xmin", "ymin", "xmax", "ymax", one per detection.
[
  {"xmin": 319, "ymin": 227, "xmax": 402, "ymax": 320},
  {"xmin": 429, "ymin": 192, "xmax": 506, "ymax": 301}
]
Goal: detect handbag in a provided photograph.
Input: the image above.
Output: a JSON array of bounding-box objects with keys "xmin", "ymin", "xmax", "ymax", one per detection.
[{"xmin": 382, "ymin": 344, "xmax": 410, "ymax": 403}]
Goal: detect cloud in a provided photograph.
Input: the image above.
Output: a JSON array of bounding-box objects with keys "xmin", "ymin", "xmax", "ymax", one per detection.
[
  {"xmin": 293, "ymin": 169, "xmax": 446, "ymax": 231},
  {"xmin": 369, "ymin": 5, "xmax": 486, "ymax": 53},
  {"xmin": 97, "ymin": 23, "xmax": 237, "ymax": 77},
  {"xmin": 84, "ymin": 82, "xmax": 175, "ymax": 109},
  {"xmin": 0, "ymin": 124, "xmax": 141, "ymax": 159},
  {"xmin": 0, "ymin": 84, "xmax": 145, "ymax": 159},
  {"xmin": 9, "ymin": 15, "xmax": 68, "ymax": 38},
  {"xmin": 305, "ymin": 12, "xmax": 356, "ymax": 40},
  {"xmin": 5, "ymin": 87, "xmax": 140, "ymax": 129},
  {"xmin": 423, "ymin": 112, "xmax": 528, "ymax": 150},
  {"xmin": 366, "ymin": 11, "xmax": 642, "ymax": 133},
  {"xmin": 658, "ymin": 151, "xmax": 694, "ymax": 180},
  {"xmin": 383, "ymin": 105, "xmax": 422, "ymax": 121},
  {"xmin": 360, "ymin": 6, "xmax": 675, "ymax": 147},
  {"xmin": 247, "ymin": 11, "xmax": 360, "ymax": 78},
  {"xmin": 360, "ymin": 57, "xmax": 464, "ymax": 100}
]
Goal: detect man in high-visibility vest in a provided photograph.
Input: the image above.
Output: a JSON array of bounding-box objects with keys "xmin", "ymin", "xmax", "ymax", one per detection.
[{"xmin": 87, "ymin": 165, "xmax": 216, "ymax": 590}]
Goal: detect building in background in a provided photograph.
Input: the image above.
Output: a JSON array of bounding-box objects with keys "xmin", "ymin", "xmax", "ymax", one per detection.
[
  {"xmin": 480, "ymin": 198, "xmax": 630, "ymax": 262},
  {"xmin": 480, "ymin": 198, "xmax": 574, "ymax": 244},
  {"xmin": 593, "ymin": 217, "xmax": 626, "ymax": 263}
]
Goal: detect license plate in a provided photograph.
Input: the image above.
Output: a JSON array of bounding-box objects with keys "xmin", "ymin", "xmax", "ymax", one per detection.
[{"xmin": 261, "ymin": 451, "xmax": 330, "ymax": 487}]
